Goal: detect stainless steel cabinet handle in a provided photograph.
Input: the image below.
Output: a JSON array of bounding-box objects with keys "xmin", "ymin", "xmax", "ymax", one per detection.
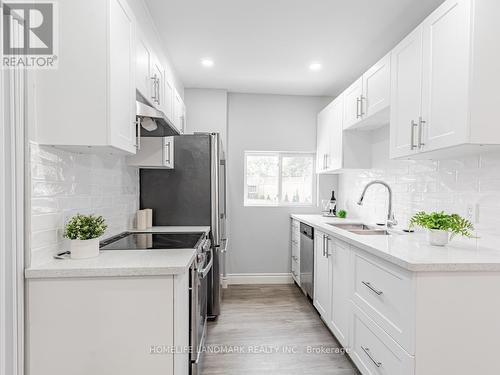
[
  {"xmin": 418, "ymin": 117, "xmax": 426, "ymax": 148},
  {"xmin": 165, "ymin": 141, "xmax": 171, "ymax": 165},
  {"xmin": 325, "ymin": 236, "xmax": 330, "ymax": 258},
  {"xmin": 325, "ymin": 154, "xmax": 329, "ymax": 170},
  {"xmin": 362, "ymin": 281, "xmax": 383, "ymax": 295},
  {"xmin": 322, "ymin": 235, "xmax": 326, "ymax": 257},
  {"xmin": 361, "ymin": 346, "xmax": 382, "ymax": 368},
  {"xmin": 150, "ymin": 75, "xmax": 157, "ymax": 102},
  {"xmin": 359, "ymin": 95, "xmax": 365, "ymax": 116},
  {"xmin": 156, "ymin": 78, "xmax": 161, "ymax": 105},
  {"xmin": 356, "ymin": 97, "xmax": 361, "ymax": 118},
  {"xmin": 410, "ymin": 120, "xmax": 418, "ymax": 150}
]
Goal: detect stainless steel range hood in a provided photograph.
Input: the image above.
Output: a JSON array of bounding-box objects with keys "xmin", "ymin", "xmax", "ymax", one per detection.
[{"xmin": 136, "ymin": 100, "xmax": 180, "ymax": 136}]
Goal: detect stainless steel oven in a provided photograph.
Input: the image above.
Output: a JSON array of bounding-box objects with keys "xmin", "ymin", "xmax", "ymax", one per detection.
[{"xmin": 190, "ymin": 237, "xmax": 212, "ymax": 375}]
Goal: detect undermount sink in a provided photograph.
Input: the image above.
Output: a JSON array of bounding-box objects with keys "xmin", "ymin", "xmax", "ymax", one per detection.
[{"xmin": 327, "ymin": 223, "xmax": 392, "ymax": 236}]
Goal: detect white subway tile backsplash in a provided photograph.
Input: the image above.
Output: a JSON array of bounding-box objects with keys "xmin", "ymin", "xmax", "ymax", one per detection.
[
  {"xmin": 29, "ymin": 143, "xmax": 139, "ymax": 266},
  {"xmin": 337, "ymin": 128, "xmax": 500, "ymax": 249}
]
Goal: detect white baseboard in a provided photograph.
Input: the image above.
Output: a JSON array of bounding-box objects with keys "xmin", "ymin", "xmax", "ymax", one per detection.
[{"xmin": 226, "ymin": 273, "xmax": 293, "ymax": 285}]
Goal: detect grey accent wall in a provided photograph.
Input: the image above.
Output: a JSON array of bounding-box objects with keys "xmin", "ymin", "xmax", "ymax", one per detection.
[{"xmin": 226, "ymin": 93, "xmax": 337, "ymax": 274}]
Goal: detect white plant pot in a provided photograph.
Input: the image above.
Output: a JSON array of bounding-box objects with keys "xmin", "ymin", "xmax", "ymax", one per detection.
[
  {"xmin": 70, "ymin": 238, "xmax": 100, "ymax": 259},
  {"xmin": 427, "ymin": 229, "xmax": 450, "ymax": 247}
]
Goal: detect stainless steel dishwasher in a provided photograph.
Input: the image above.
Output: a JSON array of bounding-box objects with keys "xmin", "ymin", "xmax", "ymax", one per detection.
[{"xmin": 299, "ymin": 223, "xmax": 314, "ymax": 299}]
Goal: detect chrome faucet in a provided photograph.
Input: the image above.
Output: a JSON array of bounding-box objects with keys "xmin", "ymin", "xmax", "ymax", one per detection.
[{"xmin": 357, "ymin": 180, "xmax": 398, "ymax": 228}]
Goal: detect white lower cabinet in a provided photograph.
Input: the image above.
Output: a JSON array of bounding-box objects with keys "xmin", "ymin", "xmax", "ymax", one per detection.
[
  {"xmin": 350, "ymin": 303, "xmax": 414, "ymax": 375},
  {"xmin": 352, "ymin": 249, "xmax": 415, "ymax": 354},
  {"xmin": 26, "ymin": 274, "xmax": 190, "ymax": 375},
  {"xmin": 291, "ymin": 219, "xmax": 300, "ymax": 284},
  {"xmin": 328, "ymin": 238, "xmax": 350, "ymax": 347},
  {"xmin": 299, "ymin": 220, "xmax": 500, "ymax": 374},
  {"xmin": 313, "ymin": 230, "xmax": 330, "ymax": 318},
  {"xmin": 313, "ymin": 232, "xmax": 350, "ymax": 347}
]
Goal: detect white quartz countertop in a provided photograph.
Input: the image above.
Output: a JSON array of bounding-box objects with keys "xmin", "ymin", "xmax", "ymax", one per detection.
[
  {"xmin": 25, "ymin": 226, "xmax": 210, "ymax": 279},
  {"xmin": 291, "ymin": 215, "xmax": 500, "ymax": 272}
]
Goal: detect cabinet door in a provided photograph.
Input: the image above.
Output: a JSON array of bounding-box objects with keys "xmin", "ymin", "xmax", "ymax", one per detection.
[
  {"xmin": 328, "ymin": 239, "xmax": 350, "ymax": 347},
  {"xmin": 316, "ymin": 110, "xmax": 328, "ymax": 173},
  {"xmin": 151, "ymin": 57, "xmax": 163, "ymax": 110},
  {"xmin": 362, "ymin": 54, "xmax": 391, "ymax": 118},
  {"xmin": 313, "ymin": 231, "xmax": 330, "ymax": 320},
  {"xmin": 109, "ymin": 0, "xmax": 136, "ymax": 154},
  {"xmin": 421, "ymin": 0, "xmax": 472, "ymax": 152},
  {"xmin": 327, "ymin": 95, "xmax": 344, "ymax": 171},
  {"xmin": 173, "ymin": 89, "xmax": 183, "ymax": 132},
  {"xmin": 135, "ymin": 37, "xmax": 151, "ymax": 100},
  {"xmin": 164, "ymin": 77, "xmax": 174, "ymax": 123},
  {"xmin": 343, "ymin": 78, "xmax": 363, "ymax": 129},
  {"xmin": 389, "ymin": 27, "xmax": 423, "ymax": 159}
]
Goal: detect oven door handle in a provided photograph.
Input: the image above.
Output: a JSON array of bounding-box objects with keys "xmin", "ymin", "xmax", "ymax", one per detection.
[{"xmin": 198, "ymin": 248, "xmax": 213, "ymax": 278}]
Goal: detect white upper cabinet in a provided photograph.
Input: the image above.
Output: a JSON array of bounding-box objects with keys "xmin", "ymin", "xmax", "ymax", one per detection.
[
  {"xmin": 109, "ymin": 0, "xmax": 136, "ymax": 154},
  {"xmin": 343, "ymin": 78, "xmax": 363, "ymax": 129},
  {"xmin": 390, "ymin": 27, "xmax": 424, "ymax": 159},
  {"xmin": 150, "ymin": 55, "xmax": 164, "ymax": 110},
  {"xmin": 31, "ymin": 0, "xmax": 137, "ymax": 154},
  {"xmin": 343, "ymin": 55, "xmax": 391, "ymax": 130},
  {"xmin": 362, "ymin": 54, "xmax": 391, "ymax": 122},
  {"xmin": 421, "ymin": 0, "xmax": 471, "ymax": 152},
  {"xmin": 136, "ymin": 37, "xmax": 152, "ymax": 101},
  {"xmin": 390, "ymin": 0, "xmax": 500, "ymax": 159},
  {"xmin": 164, "ymin": 77, "xmax": 175, "ymax": 124},
  {"xmin": 173, "ymin": 89, "xmax": 185, "ymax": 134},
  {"xmin": 316, "ymin": 103, "xmax": 331, "ymax": 173},
  {"xmin": 316, "ymin": 94, "xmax": 371, "ymax": 174}
]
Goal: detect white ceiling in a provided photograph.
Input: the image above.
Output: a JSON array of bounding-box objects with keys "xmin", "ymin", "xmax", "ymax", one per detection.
[{"xmin": 145, "ymin": 0, "xmax": 445, "ymax": 96}]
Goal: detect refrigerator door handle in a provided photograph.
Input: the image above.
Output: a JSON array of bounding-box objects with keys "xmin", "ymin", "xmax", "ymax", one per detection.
[{"xmin": 210, "ymin": 133, "xmax": 221, "ymax": 247}]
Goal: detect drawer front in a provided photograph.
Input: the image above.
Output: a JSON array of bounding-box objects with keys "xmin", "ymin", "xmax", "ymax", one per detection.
[
  {"xmin": 351, "ymin": 303, "xmax": 414, "ymax": 375},
  {"xmin": 352, "ymin": 249, "xmax": 415, "ymax": 353}
]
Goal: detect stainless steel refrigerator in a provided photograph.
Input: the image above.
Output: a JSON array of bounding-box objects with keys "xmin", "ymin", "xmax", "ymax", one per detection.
[{"xmin": 139, "ymin": 133, "xmax": 227, "ymax": 319}]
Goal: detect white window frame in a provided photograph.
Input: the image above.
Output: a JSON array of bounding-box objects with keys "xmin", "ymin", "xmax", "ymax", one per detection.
[{"xmin": 244, "ymin": 151, "xmax": 316, "ymax": 207}]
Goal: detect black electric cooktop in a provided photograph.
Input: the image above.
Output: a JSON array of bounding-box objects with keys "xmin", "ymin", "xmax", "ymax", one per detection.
[{"xmin": 100, "ymin": 232, "xmax": 205, "ymax": 250}]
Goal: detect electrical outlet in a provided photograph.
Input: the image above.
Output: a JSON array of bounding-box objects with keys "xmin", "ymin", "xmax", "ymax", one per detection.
[{"xmin": 466, "ymin": 203, "xmax": 480, "ymax": 224}]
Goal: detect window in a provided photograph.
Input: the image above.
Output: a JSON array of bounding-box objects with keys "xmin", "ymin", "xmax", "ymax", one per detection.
[{"xmin": 244, "ymin": 152, "xmax": 315, "ymax": 206}]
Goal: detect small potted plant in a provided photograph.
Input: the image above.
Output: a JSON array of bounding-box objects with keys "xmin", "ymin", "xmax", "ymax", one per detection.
[
  {"xmin": 409, "ymin": 211, "xmax": 474, "ymax": 246},
  {"xmin": 337, "ymin": 210, "xmax": 347, "ymax": 219},
  {"xmin": 64, "ymin": 214, "xmax": 107, "ymax": 259}
]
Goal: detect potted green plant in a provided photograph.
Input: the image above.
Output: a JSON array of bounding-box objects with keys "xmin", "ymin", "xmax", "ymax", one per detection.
[
  {"xmin": 64, "ymin": 214, "xmax": 107, "ymax": 259},
  {"xmin": 409, "ymin": 211, "xmax": 474, "ymax": 246}
]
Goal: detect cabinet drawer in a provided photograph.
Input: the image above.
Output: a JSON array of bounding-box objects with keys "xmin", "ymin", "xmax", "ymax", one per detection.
[
  {"xmin": 351, "ymin": 302, "xmax": 414, "ymax": 375},
  {"xmin": 352, "ymin": 249, "xmax": 415, "ymax": 353}
]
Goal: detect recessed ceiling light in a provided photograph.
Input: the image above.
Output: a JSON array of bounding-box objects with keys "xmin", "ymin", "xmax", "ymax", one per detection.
[
  {"xmin": 309, "ymin": 62, "xmax": 322, "ymax": 71},
  {"xmin": 201, "ymin": 58, "xmax": 214, "ymax": 67}
]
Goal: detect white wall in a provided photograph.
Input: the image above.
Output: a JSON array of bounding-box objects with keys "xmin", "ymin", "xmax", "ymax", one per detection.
[
  {"xmin": 227, "ymin": 93, "xmax": 336, "ymax": 275},
  {"xmin": 184, "ymin": 88, "xmax": 228, "ymax": 149},
  {"xmin": 29, "ymin": 144, "xmax": 139, "ymax": 266},
  {"xmin": 338, "ymin": 126, "xmax": 500, "ymax": 248}
]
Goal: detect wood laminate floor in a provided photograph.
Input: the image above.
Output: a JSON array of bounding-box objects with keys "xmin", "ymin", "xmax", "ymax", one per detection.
[{"xmin": 201, "ymin": 284, "xmax": 360, "ymax": 375}]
